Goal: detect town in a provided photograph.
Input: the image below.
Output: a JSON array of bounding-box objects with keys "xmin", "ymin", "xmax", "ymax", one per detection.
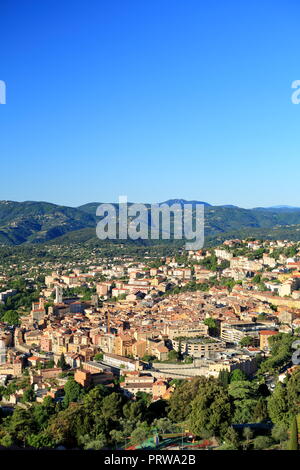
[{"xmin": 0, "ymin": 238, "xmax": 299, "ymax": 450}]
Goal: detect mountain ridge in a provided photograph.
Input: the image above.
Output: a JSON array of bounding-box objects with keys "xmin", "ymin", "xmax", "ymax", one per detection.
[{"xmin": 1, "ymin": 199, "xmax": 300, "ymax": 245}]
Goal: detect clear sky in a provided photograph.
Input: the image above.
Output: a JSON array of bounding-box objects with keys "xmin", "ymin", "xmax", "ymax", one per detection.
[{"xmin": 0, "ymin": 0, "xmax": 300, "ymax": 208}]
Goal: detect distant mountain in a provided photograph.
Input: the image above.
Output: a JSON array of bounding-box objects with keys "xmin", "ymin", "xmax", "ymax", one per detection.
[
  {"xmin": 0, "ymin": 200, "xmax": 95, "ymax": 245},
  {"xmin": 253, "ymin": 205, "xmax": 300, "ymax": 212},
  {"xmin": 78, "ymin": 199, "xmax": 212, "ymax": 214},
  {"xmin": 78, "ymin": 201, "xmax": 136, "ymax": 216},
  {"xmin": 271, "ymin": 205, "xmax": 299, "ymax": 209},
  {"xmin": 77, "ymin": 202, "xmax": 102, "ymax": 216},
  {"xmin": 2, "ymin": 199, "xmax": 300, "ymax": 245},
  {"xmin": 159, "ymin": 199, "xmax": 211, "ymax": 206}
]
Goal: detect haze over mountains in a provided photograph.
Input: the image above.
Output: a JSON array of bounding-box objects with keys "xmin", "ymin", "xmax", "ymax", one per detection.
[{"xmin": 1, "ymin": 199, "xmax": 300, "ymax": 246}]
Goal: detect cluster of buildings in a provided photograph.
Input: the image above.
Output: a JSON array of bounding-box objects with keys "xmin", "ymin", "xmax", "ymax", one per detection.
[{"xmin": 0, "ymin": 238, "xmax": 300, "ymax": 404}]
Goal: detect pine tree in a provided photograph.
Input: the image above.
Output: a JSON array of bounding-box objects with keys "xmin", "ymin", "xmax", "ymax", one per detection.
[
  {"xmin": 225, "ymin": 426, "xmax": 239, "ymax": 449},
  {"xmin": 178, "ymin": 340, "xmax": 182, "ymax": 360},
  {"xmin": 267, "ymin": 382, "xmax": 290, "ymax": 427},
  {"xmin": 57, "ymin": 352, "xmax": 67, "ymax": 370},
  {"xmin": 288, "ymin": 416, "xmax": 299, "ymax": 451},
  {"xmin": 218, "ymin": 369, "xmax": 230, "ymax": 387},
  {"xmin": 253, "ymin": 397, "xmax": 269, "ymax": 423}
]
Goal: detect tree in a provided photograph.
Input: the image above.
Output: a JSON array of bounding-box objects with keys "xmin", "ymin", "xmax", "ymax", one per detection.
[
  {"xmin": 267, "ymin": 382, "xmax": 290, "ymax": 427},
  {"xmin": 224, "ymin": 426, "xmax": 239, "ymax": 449},
  {"xmin": 57, "ymin": 353, "xmax": 68, "ymax": 371},
  {"xmin": 287, "ymin": 369, "xmax": 300, "ymax": 416},
  {"xmin": 228, "ymin": 380, "xmax": 258, "ymax": 400},
  {"xmin": 79, "ymin": 433, "xmax": 107, "ymax": 450},
  {"xmin": 145, "ymin": 399, "xmax": 168, "ymax": 423},
  {"xmin": 32, "ymin": 396, "xmax": 56, "ymax": 429},
  {"xmin": 63, "ymin": 377, "xmax": 84, "ymax": 407},
  {"xmin": 189, "ymin": 377, "xmax": 232, "ymax": 438},
  {"xmin": 1, "ymin": 310, "xmax": 20, "ymax": 326},
  {"xmin": 240, "ymin": 336, "xmax": 255, "ymax": 347},
  {"xmin": 260, "ymin": 333, "xmax": 294, "ymax": 374},
  {"xmin": 230, "ymin": 369, "xmax": 247, "ymax": 382},
  {"xmin": 204, "ymin": 317, "xmax": 218, "ymax": 336},
  {"xmin": 168, "ymin": 350, "xmax": 180, "ymax": 362},
  {"xmin": 257, "ymin": 382, "xmax": 270, "ymax": 398},
  {"xmin": 288, "ymin": 416, "xmax": 298, "ymax": 451},
  {"xmin": 130, "ymin": 422, "xmax": 151, "ymax": 447},
  {"xmin": 218, "ymin": 370, "xmax": 230, "ymax": 387},
  {"xmin": 109, "ymin": 429, "xmax": 124, "ymax": 447},
  {"xmin": 101, "ymin": 392, "xmax": 124, "ymax": 423},
  {"xmin": 6, "ymin": 408, "xmax": 37, "ymax": 446},
  {"xmin": 152, "ymin": 418, "xmax": 174, "ymax": 434},
  {"xmin": 253, "ymin": 397, "xmax": 269, "ymax": 423},
  {"xmin": 242, "ymin": 427, "xmax": 253, "ymax": 449},
  {"xmin": 177, "ymin": 339, "xmax": 182, "ymax": 359},
  {"xmin": 141, "ymin": 354, "xmax": 156, "ymax": 363},
  {"xmin": 94, "ymin": 353, "xmax": 103, "ymax": 361},
  {"xmin": 47, "ymin": 403, "xmax": 88, "ymax": 448},
  {"xmin": 168, "ymin": 377, "xmax": 201, "ymax": 423},
  {"xmin": 234, "ymin": 400, "xmax": 258, "ymax": 424},
  {"xmin": 123, "ymin": 400, "xmax": 146, "ymax": 424},
  {"xmin": 83, "ymin": 384, "xmax": 110, "ymax": 413},
  {"xmin": 21, "ymin": 385, "xmax": 36, "ymax": 403},
  {"xmin": 228, "ymin": 380, "xmax": 259, "ymax": 424},
  {"xmin": 0, "ymin": 434, "xmax": 14, "ymax": 447},
  {"xmin": 271, "ymin": 423, "xmax": 288, "ymax": 446},
  {"xmin": 27, "ymin": 431, "xmax": 55, "ymax": 449},
  {"xmin": 45, "ymin": 359, "xmax": 55, "ymax": 368},
  {"xmin": 135, "ymin": 391, "xmax": 151, "ymax": 405},
  {"xmin": 253, "ymin": 435, "xmax": 273, "ymax": 450},
  {"xmin": 184, "ymin": 356, "xmax": 193, "ymax": 364},
  {"xmin": 252, "ymin": 274, "xmax": 261, "ymax": 284}
]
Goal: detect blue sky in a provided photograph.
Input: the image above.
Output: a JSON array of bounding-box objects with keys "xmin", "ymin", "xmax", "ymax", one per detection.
[{"xmin": 0, "ymin": 0, "xmax": 299, "ymax": 208}]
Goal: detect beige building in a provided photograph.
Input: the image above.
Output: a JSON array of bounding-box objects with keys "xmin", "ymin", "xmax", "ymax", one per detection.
[
  {"xmin": 220, "ymin": 322, "xmax": 270, "ymax": 344},
  {"xmin": 165, "ymin": 324, "xmax": 209, "ymax": 340},
  {"xmin": 215, "ymin": 249, "xmax": 233, "ymax": 261},
  {"xmin": 208, "ymin": 356, "xmax": 257, "ymax": 377},
  {"xmin": 230, "ymin": 257, "xmax": 262, "ymax": 272},
  {"xmin": 172, "ymin": 336, "xmax": 225, "ymax": 358}
]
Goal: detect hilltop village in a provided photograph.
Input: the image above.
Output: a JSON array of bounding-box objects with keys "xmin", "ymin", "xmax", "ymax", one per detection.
[{"xmin": 0, "ymin": 238, "xmax": 300, "ymax": 449}]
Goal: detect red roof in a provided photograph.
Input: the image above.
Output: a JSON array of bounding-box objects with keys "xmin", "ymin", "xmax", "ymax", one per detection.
[{"xmin": 260, "ymin": 330, "xmax": 279, "ymax": 336}]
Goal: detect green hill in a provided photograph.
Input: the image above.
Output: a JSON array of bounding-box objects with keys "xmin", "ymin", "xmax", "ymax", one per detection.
[
  {"xmin": 2, "ymin": 199, "xmax": 300, "ymax": 246},
  {"xmin": 0, "ymin": 200, "xmax": 96, "ymax": 245}
]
